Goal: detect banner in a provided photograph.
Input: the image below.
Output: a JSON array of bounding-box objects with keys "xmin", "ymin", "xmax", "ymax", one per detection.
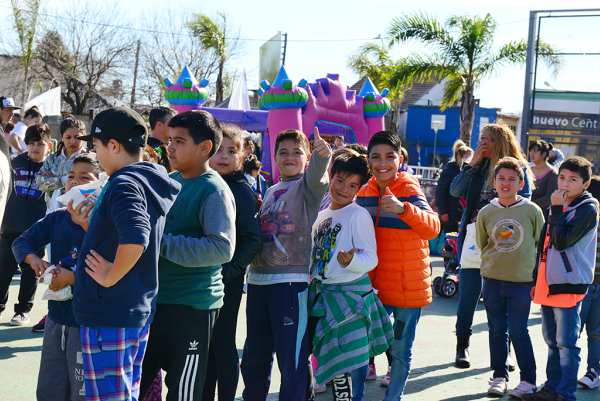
[
  {"xmin": 531, "ymin": 110, "xmax": 600, "ymax": 134},
  {"xmin": 25, "ymin": 87, "xmax": 62, "ymax": 116},
  {"xmin": 259, "ymin": 32, "xmax": 282, "ymax": 85}
]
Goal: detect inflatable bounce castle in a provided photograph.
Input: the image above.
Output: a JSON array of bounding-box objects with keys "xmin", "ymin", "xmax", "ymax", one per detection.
[{"xmin": 163, "ymin": 65, "xmax": 210, "ymax": 112}]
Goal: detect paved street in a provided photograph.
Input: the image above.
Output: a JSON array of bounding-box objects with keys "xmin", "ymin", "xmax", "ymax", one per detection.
[{"xmin": 0, "ymin": 260, "xmax": 597, "ymax": 401}]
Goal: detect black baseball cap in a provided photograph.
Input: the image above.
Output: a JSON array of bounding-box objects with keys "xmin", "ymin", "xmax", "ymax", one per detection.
[{"xmin": 79, "ymin": 107, "xmax": 148, "ymax": 147}]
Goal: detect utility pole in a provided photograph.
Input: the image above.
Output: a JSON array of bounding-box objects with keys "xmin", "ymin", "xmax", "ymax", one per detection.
[
  {"xmin": 130, "ymin": 39, "xmax": 141, "ymax": 107},
  {"xmin": 282, "ymin": 33, "xmax": 288, "ymax": 66}
]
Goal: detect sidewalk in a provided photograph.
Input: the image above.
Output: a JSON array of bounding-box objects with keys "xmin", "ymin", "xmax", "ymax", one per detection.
[{"xmin": 0, "ymin": 259, "xmax": 597, "ymax": 400}]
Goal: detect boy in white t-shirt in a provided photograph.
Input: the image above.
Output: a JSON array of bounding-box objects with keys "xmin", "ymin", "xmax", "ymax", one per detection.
[{"xmin": 308, "ymin": 151, "xmax": 393, "ymax": 401}]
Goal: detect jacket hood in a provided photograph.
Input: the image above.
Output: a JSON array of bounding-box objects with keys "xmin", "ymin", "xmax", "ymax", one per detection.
[
  {"xmin": 567, "ymin": 191, "xmax": 598, "ymax": 210},
  {"xmin": 490, "ymin": 196, "xmax": 530, "ymax": 209},
  {"xmin": 113, "ymin": 162, "xmax": 181, "ymax": 216}
]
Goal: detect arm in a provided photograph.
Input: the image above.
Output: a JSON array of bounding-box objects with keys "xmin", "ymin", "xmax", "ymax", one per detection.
[
  {"xmin": 161, "ymin": 190, "xmax": 236, "ymax": 267},
  {"xmin": 533, "ymin": 205, "xmax": 545, "ymax": 247},
  {"xmin": 399, "ymin": 184, "xmax": 441, "ymax": 241},
  {"xmin": 518, "ymin": 167, "xmax": 533, "ymax": 198},
  {"xmin": 344, "ymin": 210, "xmax": 378, "ymax": 274},
  {"xmin": 7, "ymin": 133, "xmax": 24, "ymax": 154},
  {"xmin": 435, "ymin": 164, "xmax": 455, "ymax": 215},
  {"xmin": 303, "ymin": 150, "xmax": 330, "ymax": 209},
  {"xmin": 12, "ymin": 213, "xmax": 54, "ymax": 263},
  {"xmin": 549, "ymin": 203, "xmax": 598, "ymax": 251},
  {"xmin": 475, "ymin": 211, "xmax": 488, "ymax": 250},
  {"xmin": 85, "ymin": 245, "xmax": 144, "ymax": 287},
  {"xmin": 449, "ymin": 165, "xmax": 475, "ymax": 198}
]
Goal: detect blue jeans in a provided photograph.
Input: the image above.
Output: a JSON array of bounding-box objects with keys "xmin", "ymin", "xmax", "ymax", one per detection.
[
  {"xmin": 382, "ymin": 307, "xmax": 422, "ymax": 401},
  {"xmin": 350, "ymin": 364, "xmax": 368, "ymax": 401},
  {"xmin": 482, "ymin": 278, "xmax": 536, "ymax": 384},
  {"xmin": 541, "ymin": 303, "xmax": 582, "ymax": 401},
  {"xmin": 580, "ymin": 283, "xmax": 600, "ymax": 372},
  {"xmin": 455, "ymin": 268, "xmax": 482, "ymax": 338}
]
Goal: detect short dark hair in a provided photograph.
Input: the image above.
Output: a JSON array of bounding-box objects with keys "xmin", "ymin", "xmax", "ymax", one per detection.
[
  {"xmin": 367, "ymin": 131, "xmax": 401, "ymax": 155},
  {"xmin": 494, "ymin": 157, "xmax": 524, "ymax": 181},
  {"xmin": 528, "ymin": 140, "xmax": 554, "ymax": 160},
  {"xmin": 345, "ymin": 143, "xmax": 367, "ymax": 155},
  {"xmin": 23, "ymin": 106, "xmax": 42, "ymax": 120},
  {"xmin": 168, "ymin": 110, "xmax": 222, "ymax": 157},
  {"xmin": 559, "ymin": 156, "xmax": 593, "ymax": 183},
  {"xmin": 221, "ymin": 124, "xmax": 243, "ymax": 151},
  {"xmin": 589, "ymin": 176, "xmax": 600, "ymax": 200},
  {"xmin": 275, "ymin": 129, "xmax": 310, "ymax": 155},
  {"xmin": 330, "ymin": 151, "xmax": 370, "ymax": 185},
  {"xmin": 149, "ymin": 107, "xmax": 176, "ymax": 130},
  {"xmin": 25, "ymin": 123, "xmax": 51, "ymax": 144},
  {"xmin": 60, "ymin": 117, "xmax": 86, "ymax": 135},
  {"xmin": 97, "ymin": 137, "xmax": 142, "ymax": 157},
  {"xmin": 244, "ymin": 154, "xmax": 262, "ymax": 173},
  {"xmin": 72, "ymin": 153, "xmax": 100, "ymax": 176}
]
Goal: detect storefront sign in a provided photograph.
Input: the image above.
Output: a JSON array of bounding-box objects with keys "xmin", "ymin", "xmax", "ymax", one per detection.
[{"xmin": 531, "ymin": 110, "xmax": 600, "ymax": 134}]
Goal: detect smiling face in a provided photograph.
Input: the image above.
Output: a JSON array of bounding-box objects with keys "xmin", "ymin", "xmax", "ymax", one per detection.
[
  {"xmin": 65, "ymin": 161, "xmax": 98, "ymax": 191},
  {"xmin": 558, "ymin": 168, "xmax": 589, "ymax": 203},
  {"xmin": 368, "ymin": 144, "xmax": 400, "ymax": 186},
  {"xmin": 210, "ymin": 136, "xmax": 243, "ymax": 176},
  {"xmin": 275, "ymin": 139, "xmax": 308, "ymax": 178},
  {"xmin": 329, "ymin": 172, "xmax": 362, "ymax": 209},
  {"xmin": 26, "ymin": 139, "xmax": 50, "ymax": 162},
  {"xmin": 494, "ymin": 167, "xmax": 524, "ymax": 201}
]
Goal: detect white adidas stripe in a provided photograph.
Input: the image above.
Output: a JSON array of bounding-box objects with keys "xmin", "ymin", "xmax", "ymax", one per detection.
[{"xmin": 178, "ymin": 354, "xmax": 199, "ymax": 401}]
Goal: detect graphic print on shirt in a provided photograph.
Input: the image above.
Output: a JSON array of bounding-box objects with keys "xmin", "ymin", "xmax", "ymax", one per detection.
[
  {"xmin": 311, "ymin": 217, "xmax": 342, "ymax": 279},
  {"xmin": 14, "ymin": 166, "xmax": 43, "ymax": 199},
  {"xmin": 491, "ymin": 218, "xmax": 524, "ymax": 253},
  {"xmin": 260, "ymin": 188, "xmax": 298, "ymax": 255}
]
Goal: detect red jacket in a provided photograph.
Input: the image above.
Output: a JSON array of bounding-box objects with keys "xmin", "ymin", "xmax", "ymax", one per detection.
[{"xmin": 356, "ymin": 173, "xmax": 440, "ymax": 308}]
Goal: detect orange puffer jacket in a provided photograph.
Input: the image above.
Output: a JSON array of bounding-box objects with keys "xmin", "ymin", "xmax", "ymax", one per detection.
[{"xmin": 356, "ymin": 173, "xmax": 440, "ymax": 308}]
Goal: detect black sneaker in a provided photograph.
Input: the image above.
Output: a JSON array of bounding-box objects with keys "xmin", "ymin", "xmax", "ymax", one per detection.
[
  {"xmin": 521, "ymin": 386, "xmax": 558, "ymax": 401},
  {"xmin": 31, "ymin": 315, "xmax": 47, "ymax": 333}
]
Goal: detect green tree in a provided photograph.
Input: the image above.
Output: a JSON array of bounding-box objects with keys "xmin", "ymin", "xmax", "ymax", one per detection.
[
  {"xmin": 386, "ymin": 13, "xmax": 558, "ymax": 144},
  {"xmin": 188, "ymin": 13, "xmax": 238, "ymax": 104},
  {"xmin": 10, "ymin": 0, "xmax": 41, "ymax": 105}
]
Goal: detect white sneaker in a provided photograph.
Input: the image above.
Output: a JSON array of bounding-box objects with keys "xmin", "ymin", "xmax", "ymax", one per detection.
[
  {"xmin": 487, "ymin": 377, "xmax": 507, "ymax": 397},
  {"xmin": 579, "ymin": 368, "xmax": 600, "ymax": 390},
  {"xmin": 10, "ymin": 312, "xmax": 30, "ymax": 326},
  {"xmin": 509, "ymin": 381, "xmax": 537, "ymax": 399}
]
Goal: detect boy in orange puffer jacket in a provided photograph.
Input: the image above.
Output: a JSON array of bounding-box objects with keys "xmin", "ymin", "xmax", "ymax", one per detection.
[{"xmin": 356, "ymin": 131, "xmax": 440, "ymax": 401}]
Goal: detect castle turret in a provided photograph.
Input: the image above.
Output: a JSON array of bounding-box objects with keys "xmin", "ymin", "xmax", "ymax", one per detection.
[{"xmin": 164, "ymin": 65, "xmax": 209, "ymax": 113}]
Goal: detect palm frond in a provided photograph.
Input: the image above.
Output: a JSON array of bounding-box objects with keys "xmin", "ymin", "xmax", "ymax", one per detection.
[
  {"xmin": 439, "ymin": 75, "xmax": 465, "ymax": 110},
  {"xmin": 387, "ymin": 13, "xmax": 453, "ymax": 50},
  {"xmin": 188, "ymin": 14, "xmax": 226, "ymax": 58},
  {"xmin": 389, "ymin": 55, "xmax": 457, "ymax": 89}
]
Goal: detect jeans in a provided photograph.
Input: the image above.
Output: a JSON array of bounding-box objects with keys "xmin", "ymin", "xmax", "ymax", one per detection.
[
  {"xmin": 482, "ymin": 278, "xmax": 536, "ymax": 384},
  {"xmin": 350, "ymin": 364, "xmax": 368, "ymax": 401},
  {"xmin": 382, "ymin": 307, "xmax": 422, "ymax": 401},
  {"xmin": 455, "ymin": 268, "xmax": 482, "ymax": 338},
  {"xmin": 580, "ymin": 283, "xmax": 600, "ymax": 373},
  {"xmin": 541, "ymin": 303, "xmax": 582, "ymax": 401}
]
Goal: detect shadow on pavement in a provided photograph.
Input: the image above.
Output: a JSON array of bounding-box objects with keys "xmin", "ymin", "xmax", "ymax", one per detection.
[{"xmin": 404, "ymin": 367, "xmax": 489, "ymax": 395}]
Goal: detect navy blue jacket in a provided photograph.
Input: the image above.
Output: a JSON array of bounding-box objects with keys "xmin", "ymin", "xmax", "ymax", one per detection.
[
  {"xmin": 73, "ymin": 162, "xmax": 180, "ymax": 328},
  {"xmin": 12, "ymin": 210, "xmax": 84, "ymax": 326}
]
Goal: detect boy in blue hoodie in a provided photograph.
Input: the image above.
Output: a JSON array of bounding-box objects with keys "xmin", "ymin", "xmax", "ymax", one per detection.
[
  {"xmin": 12, "ymin": 154, "xmax": 100, "ymax": 401},
  {"xmin": 69, "ymin": 107, "xmax": 180, "ymax": 401}
]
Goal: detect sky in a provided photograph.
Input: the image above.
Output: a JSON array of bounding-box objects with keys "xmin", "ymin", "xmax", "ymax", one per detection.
[{"xmin": 1, "ymin": 0, "xmax": 599, "ymax": 114}]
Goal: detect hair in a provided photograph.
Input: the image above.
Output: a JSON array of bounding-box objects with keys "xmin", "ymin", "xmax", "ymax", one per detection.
[
  {"xmin": 23, "ymin": 106, "xmax": 42, "ymax": 120},
  {"xmin": 168, "ymin": 110, "xmax": 223, "ymax": 157},
  {"xmin": 98, "ymin": 137, "xmax": 142, "ymax": 157},
  {"xmin": 330, "ymin": 150, "xmax": 370, "ymax": 185},
  {"xmin": 400, "ymin": 147, "xmax": 409, "ymax": 163},
  {"xmin": 494, "ymin": 157, "xmax": 525, "ymax": 181},
  {"xmin": 57, "ymin": 117, "xmax": 86, "ymax": 155},
  {"xmin": 149, "ymin": 107, "xmax": 176, "ymax": 130},
  {"xmin": 221, "ymin": 124, "xmax": 244, "ymax": 151},
  {"xmin": 452, "ymin": 139, "xmax": 473, "ymax": 162},
  {"xmin": 243, "ymin": 136, "xmax": 256, "ymax": 152},
  {"xmin": 588, "ymin": 176, "xmax": 600, "ymax": 200},
  {"xmin": 528, "ymin": 139, "xmax": 554, "ymax": 160},
  {"xmin": 367, "ymin": 131, "xmax": 402, "ymax": 155},
  {"xmin": 24, "ymin": 123, "xmax": 51, "ymax": 144},
  {"xmin": 558, "ymin": 156, "xmax": 592, "ymax": 183},
  {"xmin": 72, "ymin": 153, "xmax": 101, "ymax": 176},
  {"xmin": 143, "ymin": 144, "xmax": 160, "ymax": 163},
  {"xmin": 244, "ymin": 154, "xmax": 262, "ymax": 174},
  {"xmin": 275, "ymin": 129, "xmax": 310, "ymax": 155},
  {"xmin": 332, "ymin": 147, "xmax": 353, "ymax": 161},
  {"xmin": 345, "ymin": 143, "xmax": 367, "ymax": 156},
  {"xmin": 479, "ymin": 124, "xmax": 531, "ymax": 184}
]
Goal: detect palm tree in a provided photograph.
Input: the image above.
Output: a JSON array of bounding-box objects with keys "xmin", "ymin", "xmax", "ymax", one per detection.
[
  {"xmin": 387, "ymin": 13, "xmax": 558, "ymax": 144},
  {"xmin": 188, "ymin": 13, "xmax": 233, "ymax": 104}
]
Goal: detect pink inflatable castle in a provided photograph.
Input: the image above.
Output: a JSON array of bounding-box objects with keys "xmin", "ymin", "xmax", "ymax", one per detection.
[
  {"xmin": 163, "ymin": 65, "xmax": 210, "ymax": 112},
  {"xmin": 258, "ymin": 66, "xmax": 390, "ymax": 181}
]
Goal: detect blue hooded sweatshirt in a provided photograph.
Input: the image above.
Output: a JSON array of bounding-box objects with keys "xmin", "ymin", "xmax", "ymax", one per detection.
[
  {"xmin": 12, "ymin": 209, "xmax": 84, "ymax": 327},
  {"xmin": 73, "ymin": 162, "xmax": 180, "ymax": 328}
]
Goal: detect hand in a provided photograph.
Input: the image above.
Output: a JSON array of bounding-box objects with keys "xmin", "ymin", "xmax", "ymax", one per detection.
[
  {"xmin": 440, "ymin": 213, "xmax": 449, "ymax": 223},
  {"xmin": 85, "ymin": 250, "xmax": 115, "ymax": 287},
  {"xmin": 25, "ymin": 254, "xmax": 49, "ymax": 277},
  {"xmin": 312, "ymin": 127, "xmax": 332, "ymax": 158},
  {"xmin": 337, "ymin": 248, "xmax": 357, "ymax": 267},
  {"xmin": 67, "ymin": 199, "xmax": 94, "ymax": 231},
  {"xmin": 49, "ymin": 267, "xmax": 75, "ymax": 291},
  {"xmin": 469, "ymin": 142, "xmax": 487, "ymax": 166},
  {"xmin": 551, "ymin": 189, "xmax": 566, "ymax": 206},
  {"xmin": 380, "ymin": 187, "xmax": 405, "ymax": 215}
]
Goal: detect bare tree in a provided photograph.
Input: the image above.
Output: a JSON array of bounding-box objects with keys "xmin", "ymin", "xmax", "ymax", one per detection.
[
  {"xmin": 10, "ymin": 0, "xmax": 41, "ymax": 105},
  {"xmin": 34, "ymin": 5, "xmax": 135, "ymax": 114}
]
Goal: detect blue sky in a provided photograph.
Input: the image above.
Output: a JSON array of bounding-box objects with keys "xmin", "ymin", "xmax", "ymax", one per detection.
[{"xmin": 2, "ymin": 0, "xmax": 599, "ymax": 113}]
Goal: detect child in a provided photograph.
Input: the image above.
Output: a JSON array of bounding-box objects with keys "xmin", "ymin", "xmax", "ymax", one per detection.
[
  {"xmin": 244, "ymin": 154, "xmax": 267, "ymax": 199},
  {"xmin": 69, "ymin": 107, "xmax": 180, "ymax": 401},
  {"xmin": 147, "ymin": 106, "xmax": 176, "ymax": 171},
  {"xmin": 12, "ymin": 154, "xmax": 100, "ymax": 401},
  {"xmin": 356, "ymin": 131, "xmax": 440, "ymax": 401},
  {"xmin": 577, "ymin": 176, "xmax": 600, "ymax": 390},
  {"xmin": 0, "ymin": 123, "xmax": 51, "ymax": 325},
  {"xmin": 7, "ymin": 105, "xmax": 42, "ymax": 156},
  {"xmin": 241, "ymin": 128, "xmax": 330, "ymax": 401},
  {"xmin": 524, "ymin": 157, "xmax": 599, "ymax": 401},
  {"xmin": 475, "ymin": 157, "xmax": 545, "ymax": 397},
  {"xmin": 204, "ymin": 124, "xmax": 261, "ymax": 401},
  {"xmin": 139, "ymin": 110, "xmax": 236, "ymax": 401},
  {"xmin": 309, "ymin": 151, "xmax": 393, "ymax": 401}
]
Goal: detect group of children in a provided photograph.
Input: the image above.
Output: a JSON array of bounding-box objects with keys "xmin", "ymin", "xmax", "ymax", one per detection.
[{"xmin": 0, "ymin": 101, "xmax": 598, "ymax": 401}]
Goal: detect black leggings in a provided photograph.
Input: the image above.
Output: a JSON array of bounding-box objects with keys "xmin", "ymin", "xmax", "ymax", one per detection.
[{"xmin": 0, "ymin": 233, "xmax": 39, "ymax": 314}]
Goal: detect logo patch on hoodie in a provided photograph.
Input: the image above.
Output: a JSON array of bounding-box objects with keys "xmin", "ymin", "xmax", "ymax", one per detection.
[{"xmin": 491, "ymin": 219, "xmax": 524, "ymax": 253}]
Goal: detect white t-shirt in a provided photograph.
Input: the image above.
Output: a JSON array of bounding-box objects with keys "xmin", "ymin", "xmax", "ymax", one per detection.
[
  {"xmin": 10, "ymin": 121, "xmax": 27, "ymax": 156},
  {"xmin": 310, "ymin": 202, "xmax": 378, "ymax": 284}
]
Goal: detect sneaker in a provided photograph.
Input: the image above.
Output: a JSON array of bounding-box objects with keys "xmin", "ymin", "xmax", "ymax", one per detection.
[
  {"xmin": 521, "ymin": 386, "xmax": 558, "ymax": 401},
  {"xmin": 10, "ymin": 312, "xmax": 30, "ymax": 326},
  {"xmin": 579, "ymin": 368, "xmax": 600, "ymax": 390},
  {"xmin": 314, "ymin": 383, "xmax": 327, "ymax": 394},
  {"xmin": 380, "ymin": 368, "xmax": 391, "ymax": 387},
  {"xmin": 31, "ymin": 315, "xmax": 46, "ymax": 333},
  {"xmin": 366, "ymin": 363, "xmax": 377, "ymax": 381},
  {"xmin": 509, "ymin": 381, "xmax": 537, "ymax": 399},
  {"xmin": 487, "ymin": 377, "xmax": 507, "ymax": 397}
]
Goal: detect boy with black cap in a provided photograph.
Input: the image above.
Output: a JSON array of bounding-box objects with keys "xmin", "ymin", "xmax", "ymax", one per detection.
[
  {"xmin": 0, "ymin": 96, "xmax": 20, "ymax": 135},
  {"xmin": 68, "ymin": 107, "xmax": 180, "ymax": 401}
]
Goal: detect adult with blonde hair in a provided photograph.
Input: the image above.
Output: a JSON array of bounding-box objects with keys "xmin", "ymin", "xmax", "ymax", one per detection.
[
  {"xmin": 435, "ymin": 140, "xmax": 473, "ymax": 233},
  {"xmin": 450, "ymin": 124, "xmax": 533, "ymax": 369}
]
